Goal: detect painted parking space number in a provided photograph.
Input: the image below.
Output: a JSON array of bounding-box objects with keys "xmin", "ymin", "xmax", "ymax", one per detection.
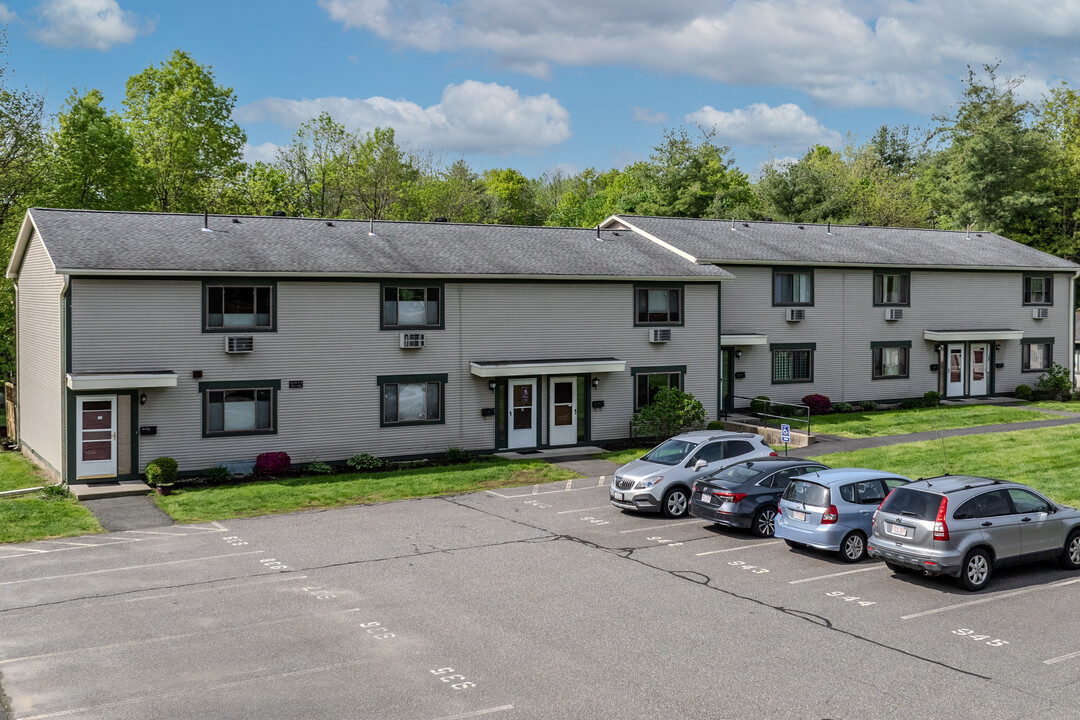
[
  {"xmin": 953, "ymin": 629, "xmax": 1009, "ymax": 647},
  {"xmin": 825, "ymin": 591, "xmax": 875, "ymax": 606},
  {"xmin": 431, "ymin": 667, "xmax": 476, "ymax": 690},
  {"xmin": 729, "ymin": 560, "xmax": 768, "ymax": 573},
  {"xmin": 360, "ymin": 621, "xmax": 395, "ymax": 640}
]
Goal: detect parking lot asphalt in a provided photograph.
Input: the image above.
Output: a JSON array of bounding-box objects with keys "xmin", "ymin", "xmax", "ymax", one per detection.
[{"xmin": 2, "ymin": 476, "xmax": 1078, "ymax": 719}]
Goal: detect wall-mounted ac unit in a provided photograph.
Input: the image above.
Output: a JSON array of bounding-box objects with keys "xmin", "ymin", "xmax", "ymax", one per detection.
[
  {"xmin": 885, "ymin": 308, "xmax": 904, "ymax": 321},
  {"xmin": 648, "ymin": 328, "xmax": 672, "ymax": 343},
  {"xmin": 1032, "ymin": 307, "xmax": 1049, "ymax": 320},
  {"xmin": 785, "ymin": 308, "xmax": 805, "ymax": 322},
  {"xmin": 225, "ymin": 335, "xmax": 254, "ymax": 353},
  {"xmin": 399, "ymin": 332, "xmax": 425, "ymax": 349}
]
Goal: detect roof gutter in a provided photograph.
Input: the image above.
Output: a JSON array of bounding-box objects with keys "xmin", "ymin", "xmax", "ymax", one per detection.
[
  {"xmin": 54, "ymin": 269, "xmax": 734, "ymax": 282},
  {"xmin": 692, "ymin": 259, "xmax": 1080, "ymax": 273}
]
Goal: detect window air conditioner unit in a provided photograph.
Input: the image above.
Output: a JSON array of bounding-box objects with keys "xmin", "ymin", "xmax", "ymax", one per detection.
[
  {"xmin": 399, "ymin": 332, "xmax": 425, "ymax": 349},
  {"xmin": 1032, "ymin": 307, "xmax": 1049, "ymax": 320},
  {"xmin": 785, "ymin": 308, "xmax": 805, "ymax": 322},
  {"xmin": 885, "ymin": 308, "xmax": 904, "ymax": 321},
  {"xmin": 648, "ymin": 328, "xmax": 672, "ymax": 343},
  {"xmin": 225, "ymin": 335, "xmax": 254, "ymax": 353}
]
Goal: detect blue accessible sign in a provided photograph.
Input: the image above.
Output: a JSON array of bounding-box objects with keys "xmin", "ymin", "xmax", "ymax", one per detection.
[{"xmin": 780, "ymin": 424, "xmax": 791, "ymax": 443}]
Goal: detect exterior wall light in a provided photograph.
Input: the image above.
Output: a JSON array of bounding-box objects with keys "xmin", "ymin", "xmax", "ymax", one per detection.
[
  {"xmin": 488, "ymin": 380, "xmax": 497, "ymax": 392},
  {"xmin": 592, "ymin": 377, "xmax": 600, "ymax": 389},
  {"xmin": 139, "ymin": 392, "xmax": 147, "ymax": 405}
]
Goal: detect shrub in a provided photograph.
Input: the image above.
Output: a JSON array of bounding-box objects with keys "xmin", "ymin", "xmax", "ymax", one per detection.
[
  {"xmin": 1073, "ymin": 389, "xmax": 1080, "ymax": 402},
  {"xmin": 749, "ymin": 396, "xmax": 770, "ymax": 419},
  {"xmin": 204, "ymin": 465, "xmax": 230, "ymax": 484},
  {"xmin": 706, "ymin": 420, "xmax": 725, "ymax": 430},
  {"xmin": 347, "ymin": 453, "xmax": 384, "ymax": 471},
  {"xmin": 1035, "ymin": 363, "xmax": 1073, "ymax": 402},
  {"xmin": 899, "ymin": 398, "xmax": 925, "ymax": 410},
  {"xmin": 39, "ymin": 484, "xmax": 71, "ymax": 500},
  {"xmin": 801, "ymin": 394, "xmax": 832, "ymax": 415},
  {"xmin": 445, "ymin": 447, "xmax": 469, "ymax": 464},
  {"xmin": 305, "ymin": 461, "xmax": 335, "ymax": 475},
  {"xmin": 860, "ymin": 400, "xmax": 878, "ymax": 412},
  {"xmin": 145, "ymin": 457, "xmax": 178, "ymax": 487},
  {"xmin": 255, "ymin": 451, "xmax": 291, "ymax": 476},
  {"xmin": 1014, "ymin": 384, "xmax": 1033, "ymax": 401},
  {"xmin": 832, "ymin": 401, "xmax": 853, "ymax": 413},
  {"xmin": 923, "ymin": 390, "xmax": 941, "ymax": 407},
  {"xmin": 772, "ymin": 403, "xmax": 798, "ymax": 419},
  {"xmin": 632, "ymin": 387, "xmax": 706, "ymax": 440}
]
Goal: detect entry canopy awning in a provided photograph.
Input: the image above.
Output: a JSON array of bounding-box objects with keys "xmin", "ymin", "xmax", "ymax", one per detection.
[
  {"xmin": 721, "ymin": 334, "xmax": 768, "ymax": 346},
  {"xmin": 923, "ymin": 330, "xmax": 1024, "ymax": 342},
  {"xmin": 66, "ymin": 371, "xmax": 178, "ymax": 391},
  {"xmin": 470, "ymin": 358, "xmax": 626, "ymax": 378}
]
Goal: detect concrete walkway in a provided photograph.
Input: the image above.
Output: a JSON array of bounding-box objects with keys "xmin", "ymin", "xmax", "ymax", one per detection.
[{"xmin": 81, "ymin": 495, "xmax": 174, "ymax": 532}]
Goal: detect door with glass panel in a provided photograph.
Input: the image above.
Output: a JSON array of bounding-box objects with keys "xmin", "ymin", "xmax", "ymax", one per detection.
[
  {"xmin": 76, "ymin": 395, "xmax": 117, "ymax": 479},
  {"xmin": 946, "ymin": 344, "xmax": 965, "ymax": 397},
  {"xmin": 969, "ymin": 343, "xmax": 989, "ymax": 396},
  {"xmin": 508, "ymin": 379, "xmax": 537, "ymax": 449},
  {"xmin": 548, "ymin": 376, "xmax": 577, "ymax": 446}
]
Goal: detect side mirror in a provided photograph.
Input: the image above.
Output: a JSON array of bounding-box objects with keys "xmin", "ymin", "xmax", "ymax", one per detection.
[{"xmin": 694, "ymin": 459, "xmax": 708, "ymax": 471}]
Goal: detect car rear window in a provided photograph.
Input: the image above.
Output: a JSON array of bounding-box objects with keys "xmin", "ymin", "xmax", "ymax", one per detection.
[
  {"xmin": 642, "ymin": 439, "xmax": 696, "ymax": 466},
  {"xmin": 878, "ymin": 487, "xmax": 941, "ymax": 519},
  {"xmin": 783, "ymin": 479, "xmax": 830, "ymax": 507},
  {"xmin": 706, "ymin": 464, "xmax": 764, "ymax": 485}
]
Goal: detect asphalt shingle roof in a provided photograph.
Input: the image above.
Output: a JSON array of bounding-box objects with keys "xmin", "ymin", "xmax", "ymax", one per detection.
[
  {"xmin": 25, "ymin": 209, "xmax": 731, "ymax": 280},
  {"xmin": 617, "ymin": 215, "xmax": 1080, "ymax": 270}
]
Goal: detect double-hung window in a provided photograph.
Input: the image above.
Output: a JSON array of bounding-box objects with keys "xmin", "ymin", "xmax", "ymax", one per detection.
[
  {"xmin": 204, "ymin": 283, "xmax": 275, "ymax": 330},
  {"xmin": 873, "ymin": 271, "xmax": 909, "ymax": 306},
  {"xmin": 632, "ymin": 366, "xmax": 685, "ymax": 411},
  {"xmin": 635, "ymin": 286, "xmax": 682, "ymax": 325},
  {"xmin": 772, "ymin": 268, "xmax": 813, "ymax": 306},
  {"xmin": 201, "ymin": 381, "xmax": 279, "ymax": 436},
  {"xmin": 871, "ymin": 341, "xmax": 910, "ymax": 379},
  {"xmin": 771, "ymin": 344, "xmax": 814, "ymax": 383},
  {"xmin": 382, "ymin": 284, "xmax": 442, "ymax": 329},
  {"xmin": 378, "ymin": 374, "xmax": 446, "ymax": 425},
  {"xmin": 1023, "ymin": 274, "xmax": 1053, "ymax": 305},
  {"xmin": 1022, "ymin": 338, "xmax": 1052, "ymax": 372}
]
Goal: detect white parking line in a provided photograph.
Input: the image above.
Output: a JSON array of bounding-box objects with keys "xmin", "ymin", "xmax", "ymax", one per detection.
[
  {"xmin": 565, "ymin": 479, "xmax": 573, "ymax": 490},
  {"xmin": 618, "ymin": 519, "xmax": 702, "ymax": 534},
  {"xmin": 432, "ymin": 706, "xmax": 515, "ymax": 720},
  {"xmin": 788, "ymin": 566, "xmax": 882, "ymax": 584},
  {"xmin": 35, "ymin": 540, "xmax": 100, "ymax": 547},
  {"xmin": 1044, "ymin": 650, "xmax": 1080, "ymax": 665},
  {"xmin": 0, "ymin": 550, "xmax": 264, "ymax": 586},
  {"xmin": 557, "ymin": 505, "xmax": 611, "ymax": 515},
  {"xmin": 696, "ymin": 541, "xmax": 781, "ymax": 556},
  {"xmin": 901, "ymin": 577, "xmax": 1080, "ymax": 620},
  {"xmin": 124, "ymin": 530, "xmax": 187, "ymax": 536},
  {"xmin": 485, "ymin": 485, "xmax": 608, "ymax": 499},
  {"xmin": 531, "ymin": 485, "xmax": 539, "ymax": 495},
  {"xmin": 597, "ymin": 476, "xmax": 607, "ymax": 486}
]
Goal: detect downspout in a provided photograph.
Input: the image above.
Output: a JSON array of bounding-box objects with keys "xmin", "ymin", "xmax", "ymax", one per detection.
[
  {"xmin": 1071, "ymin": 270, "xmax": 1079, "ymax": 389},
  {"xmin": 59, "ymin": 274, "xmax": 70, "ymax": 484}
]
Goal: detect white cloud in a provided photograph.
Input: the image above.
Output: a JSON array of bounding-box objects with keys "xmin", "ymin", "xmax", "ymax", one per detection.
[
  {"xmin": 631, "ymin": 106, "xmax": 667, "ymax": 126},
  {"xmin": 686, "ymin": 103, "xmax": 842, "ymax": 151},
  {"xmin": 0, "ymin": 4, "xmax": 18, "ymax": 22},
  {"xmin": 243, "ymin": 142, "xmax": 281, "ymax": 164},
  {"xmin": 236, "ymin": 80, "xmax": 571, "ymax": 155},
  {"xmin": 318, "ymin": 0, "xmax": 1080, "ymax": 111},
  {"xmin": 31, "ymin": 0, "xmax": 150, "ymax": 50}
]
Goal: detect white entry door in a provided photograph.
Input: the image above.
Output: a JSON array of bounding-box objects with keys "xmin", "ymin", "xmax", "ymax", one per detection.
[
  {"xmin": 508, "ymin": 379, "xmax": 537, "ymax": 449},
  {"xmin": 76, "ymin": 395, "xmax": 117, "ymax": 479},
  {"xmin": 946, "ymin": 344, "xmax": 965, "ymax": 397},
  {"xmin": 969, "ymin": 343, "xmax": 989, "ymax": 396},
  {"xmin": 548, "ymin": 376, "xmax": 577, "ymax": 446}
]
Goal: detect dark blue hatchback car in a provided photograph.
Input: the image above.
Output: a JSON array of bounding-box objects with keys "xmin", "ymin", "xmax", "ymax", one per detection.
[{"xmin": 690, "ymin": 458, "xmax": 830, "ymax": 537}]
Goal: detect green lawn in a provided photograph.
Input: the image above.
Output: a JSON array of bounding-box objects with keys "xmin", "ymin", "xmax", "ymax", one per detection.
[
  {"xmin": 0, "ymin": 451, "xmax": 103, "ymax": 544},
  {"xmin": 810, "ymin": 404, "xmax": 1050, "ymax": 438},
  {"xmin": 154, "ymin": 458, "xmax": 580, "ymax": 523},
  {"xmin": 1025, "ymin": 401, "xmax": 1080, "ymax": 413},
  {"xmin": 813, "ymin": 424, "xmax": 1080, "ymax": 507},
  {"xmin": 598, "ymin": 448, "xmax": 653, "ymax": 466}
]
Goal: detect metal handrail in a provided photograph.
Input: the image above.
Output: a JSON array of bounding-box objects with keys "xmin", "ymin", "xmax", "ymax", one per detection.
[{"xmin": 730, "ymin": 394, "xmax": 812, "ymax": 436}]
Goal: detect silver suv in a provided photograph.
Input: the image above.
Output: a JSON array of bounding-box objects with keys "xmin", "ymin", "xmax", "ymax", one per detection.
[
  {"xmin": 610, "ymin": 431, "xmax": 777, "ymax": 518},
  {"xmin": 868, "ymin": 475, "xmax": 1080, "ymax": 591}
]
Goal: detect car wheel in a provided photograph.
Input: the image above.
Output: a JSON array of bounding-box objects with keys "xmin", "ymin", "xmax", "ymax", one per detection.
[
  {"xmin": 958, "ymin": 548, "xmax": 992, "ymax": 591},
  {"xmin": 1060, "ymin": 530, "xmax": 1080, "ymax": 570},
  {"xmin": 662, "ymin": 488, "xmax": 689, "ymax": 518},
  {"xmin": 884, "ymin": 561, "xmax": 908, "ymax": 574},
  {"xmin": 839, "ymin": 531, "xmax": 867, "ymax": 563},
  {"xmin": 784, "ymin": 539, "xmax": 804, "ymax": 550},
  {"xmin": 752, "ymin": 507, "xmax": 778, "ymax": 538}
]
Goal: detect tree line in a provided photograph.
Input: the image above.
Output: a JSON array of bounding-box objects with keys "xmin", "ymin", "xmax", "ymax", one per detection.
[{"xmin": 2, "ymin": 40, "xmax": 1080, "ymax": 379}]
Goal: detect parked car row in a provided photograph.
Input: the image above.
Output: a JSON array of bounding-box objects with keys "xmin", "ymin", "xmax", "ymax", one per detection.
[{"xmin": 611, "ymin": 431, "xmax": 1080, "ymax": 591}]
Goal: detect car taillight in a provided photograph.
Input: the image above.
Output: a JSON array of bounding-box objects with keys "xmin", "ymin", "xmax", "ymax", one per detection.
[
  {"xmin": 769, "ymin": 451, "xmax": 779, "ymax": 457},
  {"xmin": 717, "ymin": 492, "xmax": 747, "ymax": 503},
  {"xmin": 776, "ymin": 504, "xmax": 782, "ymax": 516},
  {"xmin": 878, "ymin": 488, "xmax": 895, "ymax": 510},
  {"xmin": 693, "ymin": 484, "xmax": 699, "ymax": 492},
  {"xmin": 821, "ymin": 505, "xmax": 838, "ymax": 524},
  {"xmin": 933, "ymin": 496, "xmax": 949, "ymax": 541}
]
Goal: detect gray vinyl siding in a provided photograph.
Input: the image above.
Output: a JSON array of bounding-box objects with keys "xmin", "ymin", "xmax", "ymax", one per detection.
[
  {"xmin": 720, "ymin": 267, "xmax": 1073, "ymax": 405},
  {"xmin": 15, "ymin": 230, "xmax": 64, "ymax": 476},
  {"xmin": 70, "ymin": 279, "xmax": 719, "ymax": 472}
]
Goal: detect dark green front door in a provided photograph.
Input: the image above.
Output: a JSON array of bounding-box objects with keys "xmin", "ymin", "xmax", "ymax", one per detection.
[{"xmin": 721, "ymin": 349, "xmax": 735, "ymax": 417}]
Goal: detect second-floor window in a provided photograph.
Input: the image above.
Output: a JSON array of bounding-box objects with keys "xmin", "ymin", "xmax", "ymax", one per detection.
[
  {"xmin": 773, "ymin": 268, "xmax": 813, "ymax": 306},
  {"xmin": 383, "ymin": 285, "xmax": 441, "ymax": 328},
  {"xmin": 205, "ymin": 284, "xmax": 274, "ymax": 330},
  {"xmin": 635, "ymin": 286, "xmax": 682, "ymax": 325},
  {"xmin": 874, "ymin": 271, "xmax": 909, "ymax": 305},
  {"xmin": 1023, "ymin": 274, "xmax": 1052, "ymax": 305}
]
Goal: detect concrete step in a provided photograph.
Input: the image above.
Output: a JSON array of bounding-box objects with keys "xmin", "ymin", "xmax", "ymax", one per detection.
[{"xmin": 69, "ymin": 480, "xmax": 151, "ymax": 500}]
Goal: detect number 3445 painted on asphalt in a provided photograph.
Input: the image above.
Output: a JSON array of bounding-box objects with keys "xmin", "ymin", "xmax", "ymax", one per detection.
[{"xmin": 953, "ymin": 629, "xmax": 1009, "ymax": 647}]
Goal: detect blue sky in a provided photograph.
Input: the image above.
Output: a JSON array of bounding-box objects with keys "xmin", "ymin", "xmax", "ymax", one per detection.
[{"xmin": 3, "ymin": 0, "xmax": 1079, "ymax": 179}]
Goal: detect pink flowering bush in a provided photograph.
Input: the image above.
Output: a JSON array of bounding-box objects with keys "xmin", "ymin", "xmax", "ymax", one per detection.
[
  {"xmin": 255, "ymin": 451, "xmax": 291, "ymax": 476},
  {"xmin": 801, "ymin": 394, "xmax": 833, "ymax": 415}
]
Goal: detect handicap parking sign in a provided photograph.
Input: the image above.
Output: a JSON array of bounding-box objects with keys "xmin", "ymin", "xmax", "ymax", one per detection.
[{"xmin": 780, "ymin": 424, "xmax": 791, "ymax": 443}]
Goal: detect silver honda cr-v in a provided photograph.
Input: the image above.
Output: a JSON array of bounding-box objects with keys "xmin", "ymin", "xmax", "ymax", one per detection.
[{"xmin": 867, "ymin": 475, "xmax": 1080, "ymax": 591}]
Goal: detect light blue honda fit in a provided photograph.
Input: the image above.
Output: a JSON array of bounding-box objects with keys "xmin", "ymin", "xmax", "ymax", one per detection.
[{"xmin": 775, "ymin": 468, "xmax": 911, "ymax": 562}]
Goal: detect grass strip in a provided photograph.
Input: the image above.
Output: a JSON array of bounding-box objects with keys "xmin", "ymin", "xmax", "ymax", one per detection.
[
  {"xmin": 810, "ymin": 404, "xmax": 1050, "ymax": 438},
  {"xmin": 154, "ymin": 458, "xmax": 580, "ymax": 523},
  {"xmin": 0, "ymin": 495, "xmax": 103, "ymax": 544}
]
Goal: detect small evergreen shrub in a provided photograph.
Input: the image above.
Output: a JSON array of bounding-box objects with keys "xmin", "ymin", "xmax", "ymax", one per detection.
[
  {"xmin": 706, "ymin": 420, "xmax": 725, "ymax": 430},
  {"xmin": 305, "ymin": 461, "xmax": 335, "ymax": 475},
  {"xmin": 204, "ymin": 465, "xmax": 230, "ymax": 484},
  {"xmin": 923, "ymin": 391, "xmax": 941, "ymax": 407},
  {"xmin": 750, "ymin": 396, "xmax": 770, "ymax": 419},
  {"xmin": 860, "ymin": 400, "xmax": 878, "ymax": 412},
  {"xmin": 1035, "ymin": 363, "xmax": 1072, "ymax": 402},
  {"xmin": 1014, "ymin": 384, "xmax": 1033, "ymax": 401},
  {"xmin": 347, "ymin": 453, "xmax": 384, "ymax": 471},
  {"xmin": 1072, "ymin": 390, "xmax": 1080, "ymax": 402},
  {"xmin": 145, "ymin": 457, "xmax": 178, "ymax": 487},
  {"xmin": 801, "ymin": 394, "xmax": 832, "ymax": 415},
  {"xmin": 445, "ymin": 447, "xmax": 469, "ymax": 464},
  {"xmin": 832, "ymin": 401, "xmax": 853, "ymax": 413},
  {"xmin": 39, "ymin": 484, "xmax": 71, "ymax": 500},
  {"xmin": 632, "ymin": 387, "xmax": 706, "ymax": 439},
  {"xmin": 899, "ymin": 398, "xmax": 925, "ymax": 410},
  {"xmin": 255, "ymin": 451, "xmax": 291, "ymax": 476},
  {"xmin": 772, "ymin": 403, "xmax": 797, "ymax": 419}
]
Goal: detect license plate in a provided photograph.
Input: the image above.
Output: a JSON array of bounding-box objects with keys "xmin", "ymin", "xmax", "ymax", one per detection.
[
  {"xmin": 889, "ymin": 523, "xmax": 910, "ymax": 538},
  {"xmin": 613, "ymin": 492, "xmax": 623, "ymax": 501},
  {"xmin": 699, "ymin": 493, "xmax": 710, "ymax": 504},
  {"xmin": 791, "ymin": 510, "xmax": 806, "ymax": 522}
]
